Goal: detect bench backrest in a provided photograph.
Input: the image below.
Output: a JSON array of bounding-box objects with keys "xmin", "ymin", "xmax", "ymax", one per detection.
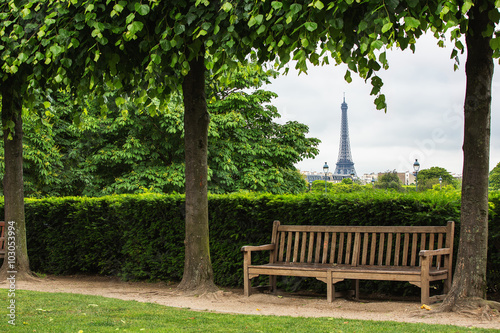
[
  {"xmin": 0, "ymin": 221, "xmax": 5, "ymax": 258},
  {"xmin": 270, "ymin": 221, "xmax": 454, "ymax": 268}
]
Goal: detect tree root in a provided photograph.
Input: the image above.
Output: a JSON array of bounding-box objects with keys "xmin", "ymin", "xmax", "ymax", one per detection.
[
  {"xmin": 432, "ymin": 297, "xmax": 500, "ymax": 321},
  {"xmin": 176, "ymin": 279, "xmax": 219, "ymax": 296},
  {"xmin": 0, "ymin": 270, "xmax": 42, "ymax": 283}
]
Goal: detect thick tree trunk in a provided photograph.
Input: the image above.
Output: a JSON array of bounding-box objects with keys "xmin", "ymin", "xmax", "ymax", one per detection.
[
  {"xmin": 441, "ymin": 1, "xmax": 493, "ymax": 310},
  {"xmin": 0, "ymin": 79, "xmax": 33, "ymax": 280},
  {"xmin": 177, "ymin": 51, "xmax": 218, "ymax": 293}
]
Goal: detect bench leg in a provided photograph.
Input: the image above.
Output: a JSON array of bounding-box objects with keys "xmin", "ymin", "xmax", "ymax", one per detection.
[
  {"xmin": 420, "ymin": 256, "xmax": 431, "ymax": 304},
  {"xmin": 243, "ymin": 252, "xmax": 251, "ymax": 297},
  {"xmin": 270, "ymin": 275, "xmax": 277, "ymax": 294},
  {"xmin": 352, "ymin": 279, "xmax": 359, "ymax": 300},
  {"xmin": 327, "ymin": 271, "xmax": 334, "ymax": 302}
]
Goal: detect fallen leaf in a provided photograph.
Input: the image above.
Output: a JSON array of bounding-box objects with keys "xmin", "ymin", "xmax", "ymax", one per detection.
[{"xmin": 421, "ymin": 304, "xmax": 431, "ymax": 311}]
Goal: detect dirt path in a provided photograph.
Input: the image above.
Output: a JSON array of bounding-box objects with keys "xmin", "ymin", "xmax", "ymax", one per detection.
[{"xmin": 2, "ymin": 275, "xmax": 499, "ymax": 330}]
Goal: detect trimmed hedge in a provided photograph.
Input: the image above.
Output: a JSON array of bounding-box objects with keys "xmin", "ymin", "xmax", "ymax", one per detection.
[{"xmin": 2, "ymin": 191, "xmax": 500, "ymax": 294}]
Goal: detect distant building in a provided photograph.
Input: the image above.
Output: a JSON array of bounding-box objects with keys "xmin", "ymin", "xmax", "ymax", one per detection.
[{"xmin": 376, "ymin": 171, "xmax": 416, "ymax": 185}]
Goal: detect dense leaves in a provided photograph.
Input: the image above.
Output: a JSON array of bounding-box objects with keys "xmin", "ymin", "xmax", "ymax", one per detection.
[
  {"xmin": 0, "ymin": 85, "xmax": 318, "ymax": 196},
  {"xmin": 375, "ymin": 170, "xmax": 404, "ymax": 192},
  {"xmin": 417, "ymin": 166, "xmax": 458, "ymax": 191},
  {"xmin": 490, "ymin": 161, "xmax": 500, "ymax": 190}
]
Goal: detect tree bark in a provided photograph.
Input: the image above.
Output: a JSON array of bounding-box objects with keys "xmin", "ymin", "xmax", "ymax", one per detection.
[
  {"xmin": 177, "ymin": 50, "xmax": 218, "ymax": 293},
  {"xmin": 441, "ymin": 1, "xmax": 494, "ymax": 310},
  {"xmin": 0, "ymin": 78, "xmax": 33, "ymax": 280}
]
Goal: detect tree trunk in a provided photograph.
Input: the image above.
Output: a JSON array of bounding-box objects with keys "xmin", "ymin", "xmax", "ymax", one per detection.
[
  {"xmin": 177, "ymin": 50, "xmax": 218, "ymax": 293},
  {"xmin": 0, "ymin": 78, "xmax": 33, "ymax": 280},
  {"xmin": 441, "ymin": 1, "xmax": 493, "ymax": 310}
]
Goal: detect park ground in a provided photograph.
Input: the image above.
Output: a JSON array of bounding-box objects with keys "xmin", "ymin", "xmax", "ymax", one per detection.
[{"xmin": 1, "ymin": 275, "xmax": 499, "ymax": 330}]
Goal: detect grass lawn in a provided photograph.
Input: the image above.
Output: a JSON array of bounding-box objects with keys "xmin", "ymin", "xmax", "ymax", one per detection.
[{"xmin": 0, "ymin": 289, "xmax": 497, "ymax": 332}]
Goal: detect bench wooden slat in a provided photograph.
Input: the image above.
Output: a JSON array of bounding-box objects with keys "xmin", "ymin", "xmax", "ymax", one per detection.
[
  {"xmin": 394, "ymin": 233, "xmax": 401, "ymax": 266},
  {"xmin": 402, "ymin": 233, "xmax": 410, "ymax": 266},
  {"xmin": 279, "ymin": 232, "xmax": 286, "ymax": 262},
  {"xmin": 337, "ymin": 233, "xmax": 345, "ymax": 264},
  {"xmin": 437, "ymin": 234, "xmax": 443, "ymax": 266},
  {"xmin": 369, "ymin": 233, "xmax": 376, "ymax": 265},
  {"xmin": 300, "ymin": 232, "xmax": 307, "ymax": 263},
  {"xmin": 378, "ymin": 233, "xmax": 385, "ymax": 266},
  {"xmin": 329, "ymin": 232, "xmax": 336, "ymax": 264},
  {"xmin": 293, "ymin": 232, "xmax": 300, "ymax": 262},
  {"xmin": 361, "ymin": 233, "xmax": 368, "ymax": 265},
  {"xmin": 307, "ymin": 232, "xmax": 314, "ymax": 263},
  {"xmin": 322, "ymin": 232, "xmax": 329, "ymax": 264},
  {"xmin": 285, "ymin": 232, "xmax": 292, "ymax": 263},
  {"xmin": 345, "ymin": 233, "xmax": 352, "ymax": 265},
  {"xmin": 411, "ymin": 233, "xmax": 418, "ymax": 266},
  {"xmin": 385, "ymin": 233, "xmax": 393, "ymax": 266},
  {"xmin": 314, "ymin": 232, "xmax": 321, "ymax": 263},
  {"xmin": 419, "ymin": 233, "xmax": 426, "ymax": 266},
  {"xmin": 352, "ymin": 232, "xmax": 361, "ymax": 266}
]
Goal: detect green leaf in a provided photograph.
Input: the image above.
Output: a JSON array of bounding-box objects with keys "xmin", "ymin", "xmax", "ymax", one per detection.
[
  {"xmin": 135, "ymin": 3, "xmax": 150, "ymax": 16},
  {"xmin": 128, "ymin": 21, "xmax": 144, "ymax": 35},
  {"xmin": 174, "ymin": 24, "xmax": 185, "ymax": 35},
  {"xmin": 490, "ymin": 37, "xmax": 500, "ymax": 51},
  {"xmin": 290, "ymin": 4, "xmax": 302, "ymax": 15},
  {"xmin": 49, "ymin": 44, "xmax": 65, "ymax": 57},
  {"xmin": 115, "ymin": 97, "xmax": 126, "ymax": 106},
  {"xmin": 461, "ymin": 1, "xmax": 473, "ymax": 14},
  {"xmin": 221, "ymin": 2, "xmax": 233, "ymax": 12},
  {"xmin": 305, "ymin": 22, "xmax": 318, "ymax": 32},
  {"xmin": 314, "ymin": 1, "xmax": 325, "ymax": 10},
  {"xmin": 17, "ymin": 52, "xmax": 28, "ymax": 63},
  {"xmin": 381, "ymin": 22, "xmax": 393, "ymax": 33},
  {"xmin": 371, "ymin": 40, "xmax": 384, "ymax": 50},
  {"xmin": 271, "ymin": 2, "xmax": 283, "ymax": 10},
  {"xmin": 344, "ymin": 70, "xmax": 352, "ymax": 83},
  {"xmin": 404, "ymin": 17, "xmax": 420, "ymax": 30},
  {"xmin": 126, "ymin": 13, "xmax": 135, "ymax": 24},
  {"xmin": 374, "ymin": 94, "xmax": 386, "ymax": 111}
]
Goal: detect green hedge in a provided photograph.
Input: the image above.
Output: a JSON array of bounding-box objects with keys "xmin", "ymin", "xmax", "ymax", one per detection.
[{"xmin": 2, "ymin": 190, "xmax": 500, "ymax": 294}]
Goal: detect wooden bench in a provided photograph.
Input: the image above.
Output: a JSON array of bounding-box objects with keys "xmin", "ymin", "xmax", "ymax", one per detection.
[
  {"xmin": 241, "ymin": 221, "xmax": 454, "ymax": 304},
  {"xmin": 0, "ymin": 221, "xmax": 5, "ymax": 259}
]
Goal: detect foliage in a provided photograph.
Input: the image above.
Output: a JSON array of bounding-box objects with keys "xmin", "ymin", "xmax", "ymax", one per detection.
[
  {"xmin": 310, "ymin": 179, "xmax": 365, "ymax": 193},
  {"xmin": 489, "ymin": 161, "xmax": 500, "ymax": 190},
  {"xmin": 0, "ymin": 82, "xmax": 319, "ymax": 197},
  {"xmin": 375, "ymin": 170, "xmax": 403, "ymax": 192},
  {"xmin": 417, "ymin": 167, "xmax": 458, "ymax": 191},
  {"xmin": 6, "ymin": 190, "xmax": 500, "ymax": 295},
  {"xmin": 0, "ymin": 290, "xmax": 488, "ymax": 333}
]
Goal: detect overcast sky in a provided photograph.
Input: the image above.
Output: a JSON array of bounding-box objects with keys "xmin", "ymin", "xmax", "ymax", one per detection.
[{"xmin": 264, "ymin": 34, "xmax": 500, "ymax": 176}]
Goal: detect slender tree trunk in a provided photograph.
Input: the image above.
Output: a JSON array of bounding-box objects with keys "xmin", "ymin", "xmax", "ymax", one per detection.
[
  {"xmin": 0, "ymin": 79, "xmax": 33, "ymax": 280},
  {"xmin": 441, "ymin": 1, "xmax": 493, "ymax": 310},
  {"xmin": 177, "ymin": 50, "xmax": 217, "ymax": 293}
]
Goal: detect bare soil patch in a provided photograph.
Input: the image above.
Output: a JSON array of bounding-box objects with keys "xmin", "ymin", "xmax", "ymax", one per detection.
[{"xmin": 2, "ymin": 275, "xmax": 499, "ymax": 330}]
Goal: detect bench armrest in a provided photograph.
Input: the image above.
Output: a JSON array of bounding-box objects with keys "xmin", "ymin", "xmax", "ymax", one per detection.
[
  {"xmin": 419, "ymin": 248, "xmax": 451, "ymax": 257},
  {"xmin": 241, "ymin": 244, "xmax": 275, "ymax": 252}
]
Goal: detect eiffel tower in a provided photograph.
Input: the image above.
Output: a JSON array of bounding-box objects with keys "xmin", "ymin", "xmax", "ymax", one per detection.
[{"xmin": 334, "ymin": 96, "xmax": 357, "ymax": 177}]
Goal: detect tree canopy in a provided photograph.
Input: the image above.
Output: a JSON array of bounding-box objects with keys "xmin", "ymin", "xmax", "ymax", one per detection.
[
  {"xmin": 3, "ymin": 84, "xmax": 319, "ymax": 197},
  {"xmin": 417, "ymin": 166, "xmax": 458, "ymax": 190},
  {"xmin": 489, "ymin": 162, "xmax": 500, "ymax": 190}
]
